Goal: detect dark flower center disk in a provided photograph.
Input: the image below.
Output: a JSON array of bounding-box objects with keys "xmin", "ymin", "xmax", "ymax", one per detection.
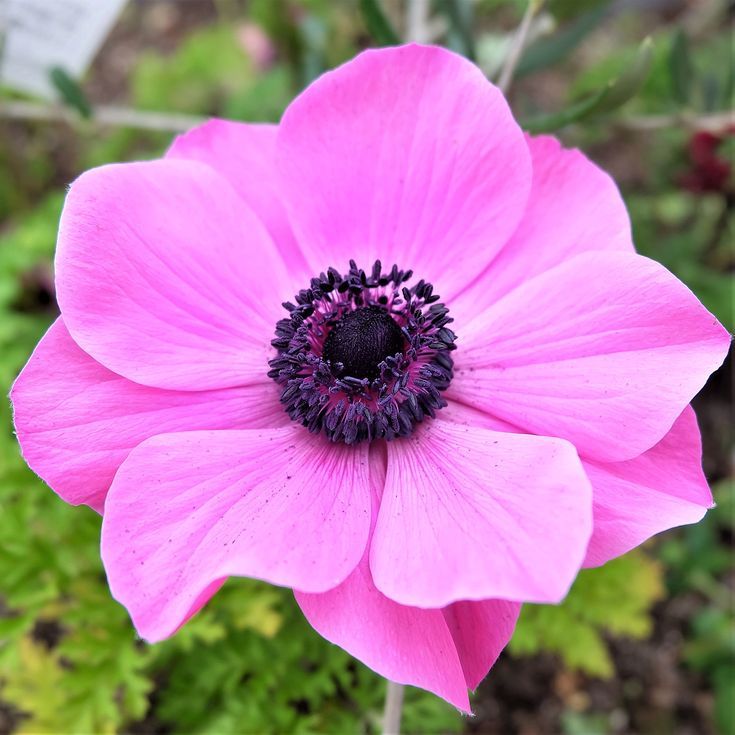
[
  {"xmin": 322, "ymin": 305, "xmax": 405, "ymax": 380},
  {"xmin": 268, "ymin": 260, "xmax": 456, "ymax": 445}
]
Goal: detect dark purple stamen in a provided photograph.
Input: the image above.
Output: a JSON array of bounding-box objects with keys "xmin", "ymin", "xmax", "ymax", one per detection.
[
  {"xmin": 323, "ymin": 305, "xmax": 405, "ymax": 380},
  {"xmin": 268, "ymin": 260, "xmax": 456, "ymax": 445}
]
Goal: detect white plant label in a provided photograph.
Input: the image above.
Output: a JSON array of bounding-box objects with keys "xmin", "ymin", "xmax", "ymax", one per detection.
[{"xmin": 0, "ymin": 0, "xmax": 127, "ymax": 98}]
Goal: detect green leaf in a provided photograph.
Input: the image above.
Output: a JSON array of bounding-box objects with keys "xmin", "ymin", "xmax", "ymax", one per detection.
[
  {"xmin": 48, "ymin": 67, "xmax": 92, "ymax": 119},
  {"xmin": 440, "ymin": 0, "xmax": 476, "ymax": 61},
  {"xmin": 668, "ymin": 29, "xmax": 693, "ymax": 105},
  {"xmin": 591, "ymin": 36, "xmax": 654, "ymax": 113},
  {"xmin": 522, "ymin": 86, "xmax": 609, "ymax": 133},
  {"xmin": 522, "ymin": 37, "xmax": 654, "ymax": 132},
  {"xmin": 359, "ymin": 0, "xmax": 400, "ymax": 46},
  {"xmin": 516, "ymin": 2, "xmax": 610, "ymax": 78}
]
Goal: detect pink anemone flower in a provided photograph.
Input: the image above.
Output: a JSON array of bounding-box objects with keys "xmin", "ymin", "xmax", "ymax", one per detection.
[{"xmin": 10, "ymin": 45, "xmax": 730, "ymax": 711}]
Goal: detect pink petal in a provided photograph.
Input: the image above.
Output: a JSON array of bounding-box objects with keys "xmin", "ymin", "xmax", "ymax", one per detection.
[
  {"xmin": 370, "ymin": 421, "xmax": 592, "ymax": 608},
  {"xmin": 583, "ymin": 406, "xmax": 713, "ymax": 567},
  {"xmin": 297, "ymin": 567, "xmax": 470, "ymax": 711},
  {"xmin": 439, "ymin": 397, "xmax": 518, "ymax": 432},
  {"xmin": 450, "ymin": 252, "xmax": 731, "ymax": 463},
  {"xmin": 440, "ymin": 399, "xmax": 714, "ymax": 567},
  {"xmin": 450, "ymin": 134, "xmax": 633, "ymax": 323},
  {"xmin": 167, "ymin": 120, "xmax": 308, "ymax": 281},
  {"xmin": 101, "ymin": 428, "xmax": 371, "ymax": 641},
  {"xmin": 10, "ymin": 319, "xmax": 286, "ymax": 512},
  {"xmin": 296, "ymin": 446, "xmax": 518, "ymax": 710},
  {"xmin": 56, "ymin": 158, "xmax": 293, "ymax": 391},
  {"xmin": 276, "ymin": 44, "xmax": 531, "ymax": 299},
  {"xmin": 443, "ymin": 599, "xmax": 521, "ymax": 691},
  {"xmin": 296, "ymin": 450, "xmax": 470, "ymax": 710}
]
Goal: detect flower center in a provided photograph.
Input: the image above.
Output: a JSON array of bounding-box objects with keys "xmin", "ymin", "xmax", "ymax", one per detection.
[
  {"xmin": 322, "ymin": 305, "xmax": 405, "ymax": 380},
  {"xmin": 268, "ymin": 260, "xmax": 456, "ymax": 445}
]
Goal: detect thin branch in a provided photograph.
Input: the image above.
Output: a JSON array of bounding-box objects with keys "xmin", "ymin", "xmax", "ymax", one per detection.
[
  {"xmin": 382, "ymin": 681, "xmax": 405, "ymax": 735},
  {"xmin": 497, "ymin": 0, "xmax": 545, "ymax": 93},
  {"xmin": 615, "ymin": 110, "xmax": 735, "ymax": 133},
  {"xmin": 2, "ymin": 93, "xmax": 732, "ymax": 139},
  {"xmin": 0, "ymin": 99, "xmax": 206, "ymax": 134},
  {"xmin": 405, "ymin": 0, "xmax": 431, "ymax": 43}
]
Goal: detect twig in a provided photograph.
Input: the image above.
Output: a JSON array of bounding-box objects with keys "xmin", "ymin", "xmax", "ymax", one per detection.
[
  {"xmin": 0, "ymin": 99, "xmax": 206, "ymax": 134},
  {"xmin": 615, "ymin": 110, "xmax": 735, "ymax": 133},
  {"xmin": 382, "ymin": 680, "xmax": 405, "ymax": 735},
  {"xmin": 3, "ymin": 99, "xmax": 732, "ymax": 137},
  {"xmin": 497, "ymin": 0, "xmax": 545, "ymax": 93},
  {"xmin": 405, "ymin": 0, "xmax": 431, "ymax": 43}
]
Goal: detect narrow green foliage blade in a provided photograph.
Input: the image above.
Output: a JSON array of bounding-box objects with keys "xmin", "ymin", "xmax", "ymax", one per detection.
[
  {"xmin": 669, "ymin": 29, "xmax": 693, "ymax": 105},
  {"xmin": 522, "ymin": 37, "xmax": 654, "ymax": 133},
  {"xmin": 49, "ymin": 66, "xmax": 93, "ymax": 119},
  {"xmin": 441, "ymin": 0, "xmax": 476, "ymax": 61},
  {"xmin": 516, "ymin": 2, "xmax": 611, "ymax": 78},
  {"xmin": 359, "ymin": 0, "xmax": 400, "ymax": 46}
]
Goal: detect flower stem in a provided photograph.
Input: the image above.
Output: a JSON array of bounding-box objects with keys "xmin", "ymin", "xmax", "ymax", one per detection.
[
  {"xmin": 382, "ymin": 680, "xmax": 405, "ymax": 735},
  {"xmin": 405, "ymin": 0, "xmax": 431, "ymax": 43},
  {"xmin": 497, "ymin": 0, "xmax": 545, "ymax": 93}
]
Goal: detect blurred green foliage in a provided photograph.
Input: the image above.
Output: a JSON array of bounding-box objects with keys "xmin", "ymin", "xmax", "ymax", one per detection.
[
  {"xmin": 631, "ymin": 191, "xmax": 733, "ymax": 332},
  {"xmin": 132, "ymin": 24, "xmax": 291, "ymax": 121},
  {"xmin": 572, "ymin": 30, "xmax": 735, "ymax": 116},
  {"xmin": 0, "ymin": 2, "xmax": 732, "ymax": 733},
  {"xmin": 523, "ymin": 36, "xmax": 654, "ymax": 133},
  {"xmin": 510, "ymin": 551, "xmax": 664, "ymax": 678},
  {"xmin": 659, "ymin": 479, "xmax": 735, "ymax": 735}
]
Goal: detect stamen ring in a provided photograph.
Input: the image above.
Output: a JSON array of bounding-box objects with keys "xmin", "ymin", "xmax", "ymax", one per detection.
[{"xmin": 268, "ymin": 260, "xmax": 456, "ymax": 445}]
